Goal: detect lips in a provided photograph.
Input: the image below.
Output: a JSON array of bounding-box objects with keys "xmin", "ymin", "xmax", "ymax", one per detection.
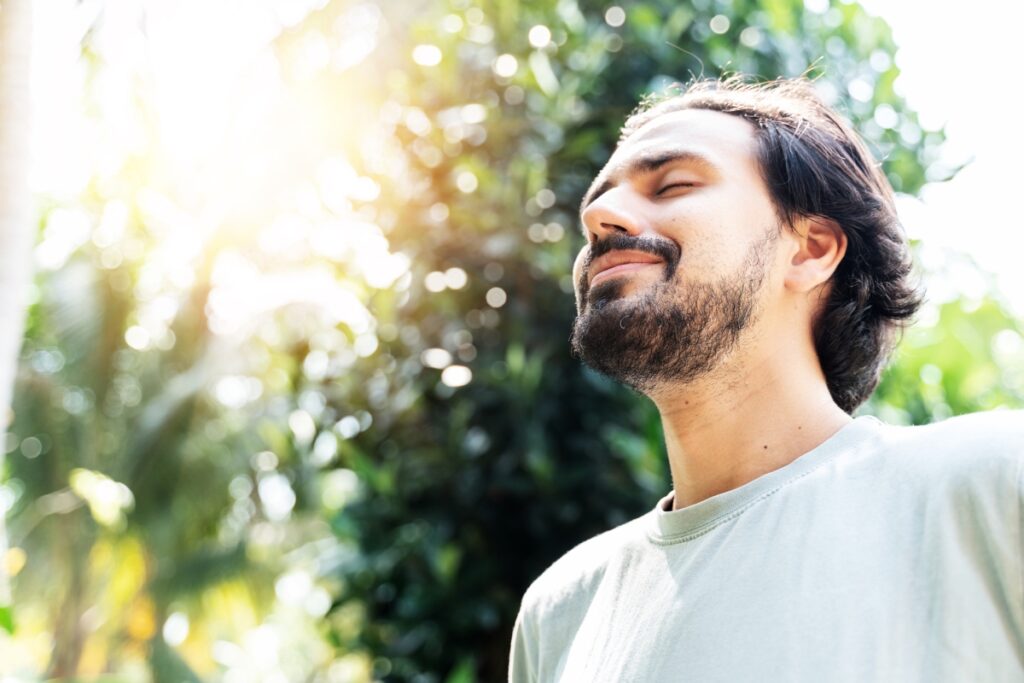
[{"xmin": 589, "ymin": 250, "xmax": 664, "ymax": 287}]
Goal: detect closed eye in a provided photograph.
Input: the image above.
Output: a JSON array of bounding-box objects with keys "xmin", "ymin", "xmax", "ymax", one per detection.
[{"xmin": 656, "ymin": 182, "xmax": 696, "ymax": 195}]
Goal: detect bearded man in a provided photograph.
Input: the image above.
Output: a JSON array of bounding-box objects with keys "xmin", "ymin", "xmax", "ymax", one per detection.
[{"xmin": 508, "ymin": 77, "xmax": 1024, "ymax": 682}]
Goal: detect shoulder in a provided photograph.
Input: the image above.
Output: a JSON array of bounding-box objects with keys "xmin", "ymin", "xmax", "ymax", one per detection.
[
  {"xmin": 868, "ymin": 409, "xmax": 1024, "ymax": 495},
  {"xmin": 873, "ymin": 409, "xmax": 1023, "ymax": 461},
  {"xmin": 510, "ymin": 520, "xmax": 645, "ymax": 683},
  {"xmin": 518, "ymin": 512, "xmax": 650, "ymax": 620}
]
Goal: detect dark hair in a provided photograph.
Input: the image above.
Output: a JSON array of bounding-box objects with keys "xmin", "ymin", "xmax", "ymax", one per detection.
[{"xmin": 620, "ymin": 77, "xmax": 922, "ymax": 413}]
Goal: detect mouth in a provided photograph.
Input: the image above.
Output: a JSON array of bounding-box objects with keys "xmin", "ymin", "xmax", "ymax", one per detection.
[
  {"xmin": 588, "ymin": 250, "xmax": 665, "ymax": 288},
  {"xmin": 590, "ymin": 261, "xmax": 661, "ymax": 286}
]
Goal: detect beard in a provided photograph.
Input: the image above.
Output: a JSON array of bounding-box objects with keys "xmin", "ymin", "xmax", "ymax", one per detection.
[{"xmin": 570, "ymin": 229, "xmax": 777, "ymax": 394}]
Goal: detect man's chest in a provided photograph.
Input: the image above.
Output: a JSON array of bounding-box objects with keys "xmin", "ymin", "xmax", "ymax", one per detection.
[{"xmin": 543, "ymin": 512, "xmax": 1022, "ymax": 682}]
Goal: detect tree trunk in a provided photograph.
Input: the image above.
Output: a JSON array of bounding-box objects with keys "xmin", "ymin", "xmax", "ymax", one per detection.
[{"xmin": 0, "ymin": 0, "xmax": 35, "ymax": 607}]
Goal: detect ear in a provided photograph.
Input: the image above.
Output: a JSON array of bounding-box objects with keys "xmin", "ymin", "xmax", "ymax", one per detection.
[{"xmin": 784, "ymin": 216, "xmax": 847, "ymax": 293}]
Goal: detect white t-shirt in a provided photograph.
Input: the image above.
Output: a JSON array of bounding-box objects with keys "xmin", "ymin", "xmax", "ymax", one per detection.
[{"xmin": 508, "ymin": 412, "xmax": 1024, "ymax": 682}]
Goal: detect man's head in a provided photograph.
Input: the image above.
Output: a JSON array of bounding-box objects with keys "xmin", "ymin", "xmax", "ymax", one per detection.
[{"xmin": 570, "ymin": 77, "xmax": 921, "ymax": 413}]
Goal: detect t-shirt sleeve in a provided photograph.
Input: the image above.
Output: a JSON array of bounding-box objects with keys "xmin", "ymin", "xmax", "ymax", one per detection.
[{"xmin": 508, "ymin": 601, "xmax": 538, "ymax": 683}]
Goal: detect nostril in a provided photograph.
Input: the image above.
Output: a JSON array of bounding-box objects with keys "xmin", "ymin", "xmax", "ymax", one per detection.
[{"xmin": 601, "ymin": 222, "xmax": 628, "ymax": 233}]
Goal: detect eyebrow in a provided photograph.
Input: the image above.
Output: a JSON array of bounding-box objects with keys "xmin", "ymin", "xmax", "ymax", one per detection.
[{"xmin": 579, "ymin": 149, "xmax": 720, "ymax": 212}]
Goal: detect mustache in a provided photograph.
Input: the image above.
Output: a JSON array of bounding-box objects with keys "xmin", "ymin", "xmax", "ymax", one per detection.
[{"xmin": 582, "ymin": 234, "xmax": 681, "ymax": 279}]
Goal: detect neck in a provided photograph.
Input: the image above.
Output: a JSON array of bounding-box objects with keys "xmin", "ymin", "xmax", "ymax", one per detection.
[{"xmin": 649, "ymin": 350, "xmax": 850, "ymax": 510}]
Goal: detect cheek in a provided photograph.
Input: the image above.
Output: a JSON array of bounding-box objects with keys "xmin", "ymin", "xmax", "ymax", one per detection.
[
  {"xmin": 572, "ymin": 246, "xmax": 588, "ymax": 285},
  {"xmin": 663, "ymin": 201, "xmax": 766, "ymax": 273},
  {"xmin": 572, "ymin": 246, "xmax": 589, "ymax": 307}
]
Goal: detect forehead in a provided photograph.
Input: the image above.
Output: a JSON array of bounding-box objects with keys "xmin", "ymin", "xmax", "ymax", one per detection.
[
  {"xmin": 617, "ymin": 107, "xmax": 758, "ymax": 164},
  {"xmin": 583, "ymin": 108, "xmax": 761, "ymax": 207}
]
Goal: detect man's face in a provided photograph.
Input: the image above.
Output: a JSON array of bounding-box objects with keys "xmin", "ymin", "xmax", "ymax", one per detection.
[{"xmin": 570, "ymin": 107, "xmax": 784, "ymax": 393}]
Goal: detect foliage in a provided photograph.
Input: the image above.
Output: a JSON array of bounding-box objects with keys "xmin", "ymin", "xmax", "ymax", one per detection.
[
  {"xmin": 2, "ymin": 0, "xmax": 1022, "ymax": 682},
  {"xmin": 870, "ymin": 287, "xmax": 1024, "ymax": 422}
]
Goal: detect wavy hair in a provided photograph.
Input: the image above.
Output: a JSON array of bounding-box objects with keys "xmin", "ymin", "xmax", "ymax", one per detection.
[{"xmin": 620, "ymin": 77, "xmax": 922, "ymax": 413}]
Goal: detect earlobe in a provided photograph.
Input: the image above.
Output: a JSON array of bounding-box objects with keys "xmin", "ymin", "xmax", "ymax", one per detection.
[{"xmin": 784, "ymin": 216, "xmax": 847, "ymax": 293}]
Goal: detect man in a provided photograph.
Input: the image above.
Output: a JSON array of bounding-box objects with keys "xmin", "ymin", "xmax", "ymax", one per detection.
[{"xmin": 508, "ymin": 77, "xmax": 1024, "ymax": 682}]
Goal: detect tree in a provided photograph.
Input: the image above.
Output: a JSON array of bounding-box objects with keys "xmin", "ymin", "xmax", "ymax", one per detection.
[{"xmin": 5, "ymin": 4, "xmax": 341, "ymax": 678}]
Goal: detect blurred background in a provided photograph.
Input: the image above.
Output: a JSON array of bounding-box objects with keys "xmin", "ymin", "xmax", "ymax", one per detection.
[{"xmin": 1, "ymin": 0, "xmax": 1022, "ymax": 681}]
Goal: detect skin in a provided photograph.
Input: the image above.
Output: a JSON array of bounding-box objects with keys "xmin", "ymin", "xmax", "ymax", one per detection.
[{"xmin": 573, "ymin": 108, "xmax": 852, "ymax": 510}]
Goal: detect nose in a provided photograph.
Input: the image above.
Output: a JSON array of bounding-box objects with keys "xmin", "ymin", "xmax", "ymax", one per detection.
[{"xmin": 580, "ymin": 187, "xmax": 643, "ymax": 242}]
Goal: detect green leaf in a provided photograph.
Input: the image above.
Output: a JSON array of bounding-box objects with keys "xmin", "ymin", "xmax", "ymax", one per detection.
[
  {"xmin": 0, "ymin": 604, "xmax": 13, "ymax": 634},
  {"xmin": 444, "ymin": 657, "xmax": 476, "ymax": 683}
]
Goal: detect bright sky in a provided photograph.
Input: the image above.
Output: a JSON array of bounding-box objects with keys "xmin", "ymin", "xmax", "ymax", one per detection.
[{"xmin": 861, "ymin": 0, "xmax": 1024, "ymax": 315}]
